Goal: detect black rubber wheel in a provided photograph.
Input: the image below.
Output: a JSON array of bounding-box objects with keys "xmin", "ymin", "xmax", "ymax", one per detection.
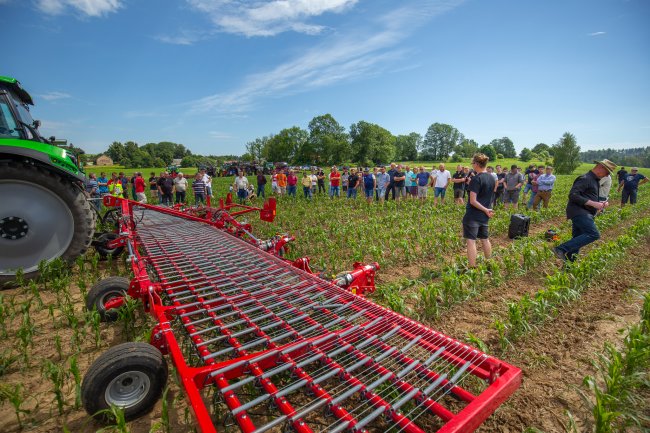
[
  {"xmin": 0, "ymin": 160, "xmax": 94, "ymax": 286},
  {"xmin": 82, "ymin": 342, "xmax": 168, "ymax": 422},
  {"xmin": 94, "ymin": 232, "xmax": 125, "ymax": 258},
  {"xmin": 101, "ymin": 208, "xmax": 121, "ymax": 230},
  {"xmin": 86, "ymin": 276, "xmax": 130, "ymax": 321}
]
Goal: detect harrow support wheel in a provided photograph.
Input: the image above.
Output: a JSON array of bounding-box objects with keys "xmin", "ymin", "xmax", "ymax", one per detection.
[
  {"xmin": 93, "ymin": 232, "xmax": 125, "ymax": 258},
  {"xmin": 82, "ymin": 342, "xmax": 168, "ymax": 422},
  {"xmin": 86, "ymin": 276, "xmax": 129, "ymax": 321}
]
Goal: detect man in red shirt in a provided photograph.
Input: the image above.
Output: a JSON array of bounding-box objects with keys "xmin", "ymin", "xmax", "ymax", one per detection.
[
  {"xmin": 286, "ymin": 169, "xmax": 298, "ymax": 197},
  {"xmin": 134, "ymin": 172, "xmax": 147, "ymax": 203},
  {"xmin": 329, "ymin": 166, "xmax": 341, "ymax": 198}
]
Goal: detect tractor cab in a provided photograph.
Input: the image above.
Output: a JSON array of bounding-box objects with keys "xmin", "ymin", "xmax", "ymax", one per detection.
[
  {"xmin": 0, "ymin": 76, "xmax": 41, "ymax": 142},
  {"xmin": 0, "ymin": 76, "xmax": 84, "ymax": 177}
]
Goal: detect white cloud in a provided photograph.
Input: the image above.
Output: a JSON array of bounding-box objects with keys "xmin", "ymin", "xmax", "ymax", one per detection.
[
  {"xmin": 208, "ymin": 131, "xmax": 232, "ymax": 140},
  {"xmin": 588, "ymin": 31, "xmax": 606, "ymax": 37},
  {"xmin": 154, "ymin": 29, "xmax": 208, "ymax": 46},
  {"xmin": 189, "ymin": 1, "xmax": 463, "ymax": 113},
  {"xmin": 186, "ymin": 0, "xmax": 358, "ymax": 37},
  {"xmin": 39, "ymin": 91, "xmax": 72, "ymax": 101},
  {"xmin": 35, "ymin": 0, "xmax": 122, "ymax": 17}
]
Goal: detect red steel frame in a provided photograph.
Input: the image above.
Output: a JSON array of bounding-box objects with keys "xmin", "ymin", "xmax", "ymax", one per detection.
[{"xmin": 100, "ymin": 196, "xmax": 521, "ymax": 433}]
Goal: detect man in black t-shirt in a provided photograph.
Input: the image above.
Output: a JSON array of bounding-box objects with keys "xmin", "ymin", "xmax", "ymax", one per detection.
[
  {"xmin": 462, "ymin": 153, "xmax": 495, "ymax": 268},
  {"xmin": 616, "ymin": 167, "xmax": 627, "ymax": 184},
  {"xmin": 451, "ymin": 164, "xmax": 467, "ymax": 205},
  {"xmin": 493, "ymin": 164, "xmax": 506, "ymax": 207},
  {"xmin": 149, "ymin": 172, "xmax": 159, "ymax": 203},
  {"xmin": 157, "ymin": 172, "xmax": 174, "ymax": 206},
  {"xmin": 393, "ymin": 165, "xmax": 406, "ymax": 202}
]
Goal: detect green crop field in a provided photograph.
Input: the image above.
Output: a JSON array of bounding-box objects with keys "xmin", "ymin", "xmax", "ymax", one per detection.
[{"xmin": 1, "ymin": 161, "xmax": 650, "ymax": 433}]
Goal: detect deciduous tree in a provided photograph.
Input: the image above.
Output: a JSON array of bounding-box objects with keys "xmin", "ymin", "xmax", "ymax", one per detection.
[{"xmin": 552, "ymin": 132, "xmax": 581, "ymax": 174}]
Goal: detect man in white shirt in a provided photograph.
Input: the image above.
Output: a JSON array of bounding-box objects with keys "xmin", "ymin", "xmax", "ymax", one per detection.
[
  {"xmin": 430, "ymin": 163, "xmax": 452, "ymax": 206},
  {"xmin": 200, "ymin": 168, "xmax": 212, "ymax": 197},
  {"xmin": 233, "ymin": 171, "xmax": 249, "ymax": 203},
  {"xmin": 173, "ymin": 172, "xmax": 188, "ymax": 204}
]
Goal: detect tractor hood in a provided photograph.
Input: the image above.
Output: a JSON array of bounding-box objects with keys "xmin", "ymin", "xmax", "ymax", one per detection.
[{"xmin": 0, "ymin": 138, "xmax": 85, "ymax": 182}]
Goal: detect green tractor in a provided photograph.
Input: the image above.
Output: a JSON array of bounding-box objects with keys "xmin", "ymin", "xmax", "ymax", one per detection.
[{"xmin": 0, "ymin": 76, "xmax": 95, "ymax": 285}]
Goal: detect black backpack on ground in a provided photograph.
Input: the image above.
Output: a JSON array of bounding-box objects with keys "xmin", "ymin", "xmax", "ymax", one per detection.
[{"xmin": 509, "ymin": 213, "xmax": 530, "ymax": 239}]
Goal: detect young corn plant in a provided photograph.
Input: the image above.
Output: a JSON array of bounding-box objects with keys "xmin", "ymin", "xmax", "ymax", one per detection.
[
  {"xmin": 69, "ymin": 355, "xmax": 82, "ymax": 409},
  {"xmin": 0, "ymin": 383, "xmax": 30, "ymax": 428},
  {"xmin": 16, "ymin": 301, "xmax": 35, "ymax": 365},
  {"xmin": 42, "ymin": 359, "xmax": 68, "ymax": 415},
  {"xmin": 96, "ymin": 404, "xmax": 130, "ymax": 433},
  {"xmin": 118, "ymin": 295, "xmax": 140, "ymax": 341}
]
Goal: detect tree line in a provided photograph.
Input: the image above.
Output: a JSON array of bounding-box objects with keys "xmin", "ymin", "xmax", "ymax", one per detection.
[
  {"xmin": 87, "ymin": 140, "xmax": 238, "ymax": 169},
  {"xmin": 243, "ymin": 114, "xmax": 584, "ymax": 173},
  {"xmin": 580, "ymin": 147, "xmax": 650, "ymax": 169},
  {"xmin": 83, "ymin": 114, "xmax": 601, "ymax": 175}
]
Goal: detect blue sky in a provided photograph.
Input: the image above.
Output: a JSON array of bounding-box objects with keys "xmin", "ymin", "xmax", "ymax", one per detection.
[{"xmin": 1, "ymin": 0, "xmax": 649, "ymax": 156}]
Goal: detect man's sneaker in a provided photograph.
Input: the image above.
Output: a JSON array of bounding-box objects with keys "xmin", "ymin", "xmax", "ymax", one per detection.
[{"xmin": 552, "ymin": 247, "xmax": 567, "ymax": 262}]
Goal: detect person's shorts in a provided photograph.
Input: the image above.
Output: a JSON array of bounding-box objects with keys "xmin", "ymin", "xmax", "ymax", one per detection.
[
  {"xmin": 504, "ymin": 189, "xmax": 520, "ymax": 203},
  {"xmin": 364, "ymin": 188, "xmax": 373, "ymax": 198},
  {"xmin": 621, "ymin": 188, "xmax": 638, "ymax": 204},
  {"xmin": 417, "ymin": 186, "xmax": 428, "ymax": 198},
  {"xmin": 237, "ymin": 188, "xmax": 247, "ymax": 199},
  {"xmin": 434, "ymin": 187, "xmax": 446, "ymax": 198},
  {"xmin": 454, "ymin": 189, "xmax": 464, "ymax": 199},
  {"xmin": 409, "ymin": 186, "xmax": 417, "ymax": 196},
  {"xmin": 136, "ymin": 192, "xmax": 147, "ymax": 203},
  {"xmin": 377, "ymin": 187, "xmax": 386, "ymax": 198},
  {"xmin": 279, "ymin": 187, "xmax": 286, "ymax": 194},
  {"xmin": 150, "ymin": 189, "xmax": 158, "ymax": 197},
  {"xmin": 463, "ymin": 220, "xmax": 489, "ymax": 240},
  {"xmin": 523, "ymin": 183, "xmax": 533, "ymax": 194}
]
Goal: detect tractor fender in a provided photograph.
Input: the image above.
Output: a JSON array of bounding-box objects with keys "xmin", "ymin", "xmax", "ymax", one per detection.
[{"xmin": 0, "ymin": 144, "xmax": 86, "ymax": 184}]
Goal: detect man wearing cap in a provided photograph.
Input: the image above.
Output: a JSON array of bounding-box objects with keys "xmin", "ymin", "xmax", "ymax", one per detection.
[
  {"xmin": 553, "ymin": 159, "xmax": 616, "ymax": 262},
  {"xmin": 617, "ymin": 167, "xmax": 648, "ymax": 207}
]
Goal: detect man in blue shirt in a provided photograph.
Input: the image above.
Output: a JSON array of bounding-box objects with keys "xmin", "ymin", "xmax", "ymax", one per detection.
[
  {"xmin": 415, "ymin": 167, "xmax": 430, "ymax": 202},
  {"xmin": 617, "ymin": 167, "xmax": 648, "ymax": 206},
  {"xmin": 532, "ymin": 166, "xmax": 556, "ymax": 209},
  {"xmin": 375, "ymin": 166, "xmax": 391, "ymax": 204},
  {"xmin": 97, "ymin": 172, "xmax": 109, "ymax": 196}
]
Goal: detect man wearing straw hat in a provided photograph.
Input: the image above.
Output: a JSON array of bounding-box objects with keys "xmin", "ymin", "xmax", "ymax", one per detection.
[{"xmin": 553, "ymin": 159, "xmax": 616, "ymax": 262}]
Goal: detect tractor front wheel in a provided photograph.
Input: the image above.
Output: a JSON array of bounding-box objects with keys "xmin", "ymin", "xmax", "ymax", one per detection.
[
  {"xmin": 0, "ymin": 161, "xmax": 94, "ymax": 286},
  {"xmin": 82, "ymin": 342, "xmax": 168, "ymax": 422}
]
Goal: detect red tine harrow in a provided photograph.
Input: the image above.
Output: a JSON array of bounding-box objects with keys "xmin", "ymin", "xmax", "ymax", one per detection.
[{"xmin": 82, "ymin": 195, "xmax": 521, "ymax": 433}]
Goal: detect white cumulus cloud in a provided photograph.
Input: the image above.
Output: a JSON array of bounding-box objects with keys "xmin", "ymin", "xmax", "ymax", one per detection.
[
  {"xmin": 186, "ymin": 0, "xmax": 358, "ymax": 37},
  {"xmin": 35, "ymin": 0, "xmax": 122, "ymax": 17},
  {"xmin": 189, "ymin": 1, "xmax": 464, "ymax": 113},
  {"xmin": 588, "ymin": 31, "xmax": 606, "ymax": 37}
]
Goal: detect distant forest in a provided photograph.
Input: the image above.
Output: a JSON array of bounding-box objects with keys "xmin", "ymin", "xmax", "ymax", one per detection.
[{"xmin": 580, "ymin": 147, "xmax": 650, "ymax": 168}]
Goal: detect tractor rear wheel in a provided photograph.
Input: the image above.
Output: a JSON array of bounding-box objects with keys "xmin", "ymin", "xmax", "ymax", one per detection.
[{"xmin": 0, "ymin": 161, "xmax": 94, "ymax": 286}]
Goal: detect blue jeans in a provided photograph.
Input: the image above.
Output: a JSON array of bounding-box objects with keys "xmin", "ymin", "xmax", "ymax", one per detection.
[
  {"xmin": 347, "ymin": 188, "xmax": 357, "ymax": 199},
  {"xmin": 330, "ymin": 186, "xmax": 340, "ymax": 197},
  {"xmin": 257, "ymin": 184, "xmax": 265, "ymax": 198},
  {"xmin": 527, "ymin": 191, "xmax": 540, "ymax": 209},
  {"xmin": 523, "ymin": 183, "xmax": 533, "ymax": 194},
  {"xmin": 556, "ymin": 214, "xmax": 600, "ymax": 261},
  {"xmin": 287, "ymin": 185, "xmax": 297, "ymax": 196},
  {"xmin": 303, "ymin": 186, "xmax": 312, "ymax": 199}
]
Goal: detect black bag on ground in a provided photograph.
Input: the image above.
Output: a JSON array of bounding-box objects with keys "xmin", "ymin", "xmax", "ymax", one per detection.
[{"xmin": 508, "ymin": 213, "xmax": 530, "ymax": 239}]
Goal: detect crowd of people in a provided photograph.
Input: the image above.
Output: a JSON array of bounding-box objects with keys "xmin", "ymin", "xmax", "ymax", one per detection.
[
  {"xmin": 84, "ymin": 168, "xmax": 214, "ymax": 208},
  {"xmin": 83, "ymin": 157, "xmax": 647, "ymax": 269},
  {"xmin": 238, "ymin": 163, "xmax": 561, "ymax": 211}
]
